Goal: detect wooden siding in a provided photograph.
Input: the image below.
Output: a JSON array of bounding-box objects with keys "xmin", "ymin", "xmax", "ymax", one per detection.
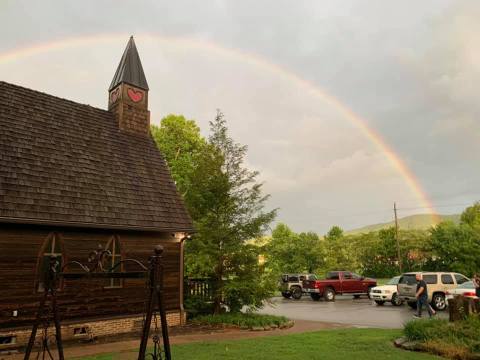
[{"xmin": 0, "ymin": 225, "xmax": 180, "ymax": 329}]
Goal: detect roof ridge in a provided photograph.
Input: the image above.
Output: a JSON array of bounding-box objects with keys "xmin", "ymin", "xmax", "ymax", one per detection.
[{"xmin": 0, "ymin": 80, "xmax": 110, "ymax": 115}]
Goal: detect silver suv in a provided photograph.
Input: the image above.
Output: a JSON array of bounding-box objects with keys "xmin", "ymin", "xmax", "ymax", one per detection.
[
  {"xmin": 397, "ymin": 271, "xmax": 469, "ymax": 311},
  {"xmin": 279, "ymin": 273, "xmax": 316, "ymax": 300}
]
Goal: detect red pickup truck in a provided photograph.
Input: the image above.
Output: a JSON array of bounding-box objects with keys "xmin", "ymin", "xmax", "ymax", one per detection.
[{"xmin": 302, "ymin": 271, "xmax": 377, "ymax": 301}]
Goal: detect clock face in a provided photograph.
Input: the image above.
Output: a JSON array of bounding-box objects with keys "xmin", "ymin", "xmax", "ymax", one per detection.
[
  {"xmin": 110, "ymin": 87, "xmax": 120, "ymax": 103},
  {"xmin": 127, "ymin": 87, "xmax": 144, "ymax": 103}
]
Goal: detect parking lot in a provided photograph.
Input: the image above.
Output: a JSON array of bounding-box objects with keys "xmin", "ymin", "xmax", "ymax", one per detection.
[{"xmin": 258, "ymin": 295, "xmax": 448, "ymax": 329}]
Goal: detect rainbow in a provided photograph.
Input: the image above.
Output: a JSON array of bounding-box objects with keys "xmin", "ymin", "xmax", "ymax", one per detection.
[{"xmin": 0, "ymin": 32, "xmax": 438, "ymax": 220}]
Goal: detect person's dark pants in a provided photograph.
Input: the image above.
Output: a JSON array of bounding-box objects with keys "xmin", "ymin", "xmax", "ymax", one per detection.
[{"xmin": 417, "ymin": 297, "xmax": 434, "ymax": 317}]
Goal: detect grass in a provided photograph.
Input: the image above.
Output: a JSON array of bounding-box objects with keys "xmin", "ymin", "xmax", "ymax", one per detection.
[
  {"xmin": 404, "ymin": 316, "xmax": 480, "ymax": 359},
  {"xmin": 191, "ymin": 313, "xmax": 289, "ymax": 328},
  {"xmin": 75, "ymin": 328, "xmax": 440, "ymax": 360}
]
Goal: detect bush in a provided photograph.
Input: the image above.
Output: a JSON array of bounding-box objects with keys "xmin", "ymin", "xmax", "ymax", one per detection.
[
  {"xmin": 184, "ymin": 295, "xmax": 215, "ymax": 319},
  {"xmin": 191, "ymin": 313, "xmax": 289, "ymax": 329},
  {"xmin": 404, "ymin": 316, "xmax": 480, "ymax": 358}
]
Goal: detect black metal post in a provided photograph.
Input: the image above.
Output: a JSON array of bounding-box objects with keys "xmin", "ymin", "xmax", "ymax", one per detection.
[
  {"xmin": 155, "ymin": 249, "xmax": 171, "ymax": 360},
  {"xmin": 24, "ymin": 256, "xmax": 64, "ymax": 360},
  {"xmin": 23, "ymin": 294, "xmax": 46, "ymax": 359},
  {"xmin": 138, "ymin": 274, "xmax": 155, "ymax": 359},
  {"xmin": 137, "ymin": 245, "xmax": 171, "ymax": 360}
]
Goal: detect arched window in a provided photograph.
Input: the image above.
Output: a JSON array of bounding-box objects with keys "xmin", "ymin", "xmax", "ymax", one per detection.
[
  {"xmin": 37, "ymin": 233, "xmax": 63, "ymax": 292},
  {"xmin": 105, "ymin": 236, "xmax": 123, "ymax": 288}
]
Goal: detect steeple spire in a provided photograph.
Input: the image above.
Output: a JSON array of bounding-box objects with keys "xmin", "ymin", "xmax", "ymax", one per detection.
[
  {"xmin": 108, "ymin": 36, "xmax": 150, "ymax": 136},
  {"xmin": 109, "ymin": 36, "xmax": 149, "ymax": 91}
]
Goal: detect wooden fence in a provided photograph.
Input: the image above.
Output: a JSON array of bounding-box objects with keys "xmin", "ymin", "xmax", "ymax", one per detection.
[{"xmin": 184, "ymin": 278, "xmax": 214, "ymax": 301}]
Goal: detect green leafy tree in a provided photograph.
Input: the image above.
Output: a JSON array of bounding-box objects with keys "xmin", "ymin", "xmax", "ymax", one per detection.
[
  {"xmin": 461, "ymin": 201, "xmax": 480, "ymax": 227},
  {"xmin": 426, "ymin": 221, "xmax": 479, "ymax": 275},
  {"xmin": 151, "ymin": 114, "xmax": 207, "ymax": 199},
  {"xmin": 186, "ymin": 110, "xmax": 277, "ymax": 313},
  {"xmin": 265, "ymin": 224, "xmax": 325, "ymax": 274},
  {"xmin": 323, "ymin": 226, "xmax": 358, "ymax": 272}
]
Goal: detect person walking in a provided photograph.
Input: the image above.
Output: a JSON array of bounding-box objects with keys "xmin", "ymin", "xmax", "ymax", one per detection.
[
  {"xmin": 473, "ymin": 274, "xmax": 480, "ymax": 298},
  {"xmin": 413, "ymin": 273, "xmax": 435, "ymax": 318}
]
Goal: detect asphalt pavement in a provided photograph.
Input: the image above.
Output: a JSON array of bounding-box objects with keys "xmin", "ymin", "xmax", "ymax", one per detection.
[{"xmin": 257, "ymin": 295, "xmax": 448, "ymax": 329}]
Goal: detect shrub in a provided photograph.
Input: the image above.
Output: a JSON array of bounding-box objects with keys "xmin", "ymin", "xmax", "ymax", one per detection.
[
  {"xmin": 191, "ymin": 313, "xmax": 289, "ymax": 329},
  {"xmin": 184, "ymin": 295, "xmax": 215, "ymax": 319},
  {"xmin": 404, "ymin": 316, "xmax": 480, "ymax": 358}
]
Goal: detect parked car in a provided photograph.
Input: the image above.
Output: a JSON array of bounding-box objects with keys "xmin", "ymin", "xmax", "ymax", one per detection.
[
  {"xmin": 279, "ymin": 273, "xmax": 317, "ymax": 300},
  {"xmin": 302, "ymin": 271, "xmax": 376, "ymax": 301},
  {"xmin": 446, "ymin": 281, "xmax": 479, "ymax": 301},
  {"xmin": 397, "ymin": 271, "xmax": 470, "ymax": 311},
  {"xmin": 370, "ymin": 276, "xmax": 403, "ymax": 306}
]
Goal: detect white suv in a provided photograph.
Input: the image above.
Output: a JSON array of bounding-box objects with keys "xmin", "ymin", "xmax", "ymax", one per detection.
[{"xmin": 370, "ymin": 276, "xmax": 403, "ymax": 306}]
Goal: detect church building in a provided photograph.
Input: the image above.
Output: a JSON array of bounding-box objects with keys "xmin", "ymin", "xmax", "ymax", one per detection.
[{"xmin": 0, "ymin": 37, "xmax": 193, "ymax": 349}]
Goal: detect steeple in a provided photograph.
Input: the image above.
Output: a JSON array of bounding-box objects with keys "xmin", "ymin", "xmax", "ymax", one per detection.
[
  {"xmin": 109, "ymin": 36, "xmax": 149, "ymax": 91},
  {"xmin": 108, "ymin": 37, "xmax": 150, "ymax": 136}
]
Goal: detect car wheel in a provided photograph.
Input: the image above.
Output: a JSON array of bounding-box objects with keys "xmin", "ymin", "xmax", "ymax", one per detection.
[
  {"xmin": 291, "ymin": 286, "xmax": 302, "ymax": 300},
  {"xmin": 391, "ymin": 293, "xmax": 403, "ymax": 306},
  {"xmin": 407, "ymin": 301, "xmax": 417, "ymax": 309},
  {"xmin": 353, "ymin": 295, "xmax": 361, "ymax": 299},
  {"xmin": 375, "ymin": 300, "xmax": 385, "ymax": 306},
  {"xmin": 367, "ymin": 286, "xmax": 375, "ymax": 299},
  {"xmin": 310, "ymin": 293, "xmax": 321, "ymax": 301},
  {"xmin": 323, "ymin": 287, "xmax": 335, "ymax": 302},
  {"xmin": 432, "ymin": 293, "xmax": 446, "ymax": 311},
  {"xmin": 281, "ymin": 291, "xmax": 292, "ymax": 299}
]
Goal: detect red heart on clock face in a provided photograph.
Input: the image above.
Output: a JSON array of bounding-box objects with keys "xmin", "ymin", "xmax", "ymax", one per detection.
[
  {"xmin": 110, "ymin": 87, "xmax": 120, "ymax": 103},
  {"xmin": 127, "ymin": 88, "xmax": 143, "ymax": 103}
]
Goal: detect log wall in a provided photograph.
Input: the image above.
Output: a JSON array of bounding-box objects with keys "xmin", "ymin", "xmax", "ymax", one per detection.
[{"xmin": 0, "ymin": 224, "xmax": 181, "ymax": 329}]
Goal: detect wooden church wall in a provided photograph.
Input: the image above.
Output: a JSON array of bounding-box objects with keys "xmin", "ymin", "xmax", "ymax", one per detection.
[{"xmin": 0, "ymin": 224, "xmax": 181, "ymax": 329}]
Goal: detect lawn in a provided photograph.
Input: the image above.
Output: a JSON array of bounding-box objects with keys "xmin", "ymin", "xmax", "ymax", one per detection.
[{"xmin": 77, "ymin": 328, "xmax": 440, "ymax": 360}]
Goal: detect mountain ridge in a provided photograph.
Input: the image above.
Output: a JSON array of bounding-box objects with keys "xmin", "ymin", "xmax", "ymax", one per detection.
[{"xmin": 346, "ymin": 214, "xmax": 460, "ymax": 234}]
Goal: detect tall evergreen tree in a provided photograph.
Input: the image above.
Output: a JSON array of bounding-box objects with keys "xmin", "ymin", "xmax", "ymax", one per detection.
[{"xmin": 186, "ymin": 110, "xmax": 277, "ymax": 313}]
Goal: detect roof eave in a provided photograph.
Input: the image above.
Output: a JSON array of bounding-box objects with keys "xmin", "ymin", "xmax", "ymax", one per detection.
[{"xmin": 0, "ymin": 216, "xmax": 195, "ymax": 234}]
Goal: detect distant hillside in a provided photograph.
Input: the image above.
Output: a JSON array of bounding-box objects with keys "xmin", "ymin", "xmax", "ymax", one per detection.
[{"xmin": 346, "ymin": 214, "xmax": 460, "ymax": 234}]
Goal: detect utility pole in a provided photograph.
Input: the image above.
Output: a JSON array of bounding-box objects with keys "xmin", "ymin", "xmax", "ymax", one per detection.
[{"xmin": 394, "ymin": 202, "xmax": 402, "ymax": 272}]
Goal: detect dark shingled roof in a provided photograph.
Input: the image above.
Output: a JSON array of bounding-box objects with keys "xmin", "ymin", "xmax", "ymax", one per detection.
[
  {"xmin": 109, "ymin": 36, "xmax": 149, "ymax": 91},
  {"xmin": 0, "ymin": 81, "xmax": 193, "ymax": 232}
]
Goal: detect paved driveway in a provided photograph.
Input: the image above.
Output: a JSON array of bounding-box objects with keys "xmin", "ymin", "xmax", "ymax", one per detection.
[{"xmin": 258, "ymin": 295, "xmax": 448, "ymax": 329}]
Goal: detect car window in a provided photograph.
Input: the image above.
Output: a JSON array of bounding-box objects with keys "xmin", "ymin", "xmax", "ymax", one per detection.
[
  {"xmin": 441, "ymin": 274, "xmax": 454, "ymax": 284},
  {"xmin": 423, "ymin": 275, "xmax": 437, "ymax": 284},
  {"xmin": 458, "ymin": 281, "xmax": 474, "ymax": 289},
  {"xmin": 399, "ymin": 274, "xmax": 416, "ymax": 285},
  {"xmin": 352, "ymin": 273, "xmax": 362, "ymax": 280},
  {"xmin": 455, "ymin": 274, "xmax": 469, "ymax": 285},
  {"xmin": 307, "ymin": 275, "xmax": 317, "ymax": 281},
  {"xmin": 327, "ymin": 272, "xmax": 339, "ymax": 280},
  {"xmin": 299, "ymin": 275, "xmax": 306, "ymax": 281},
  {"xmin": 288, "ymin": 276, "xmax": 299, "ymax": 282},
  {"xmin": 343, "ymin": 272, "xmax": 352, "ymax": 279},
  {"xmin": 387, "ymin": 276, "xmax": 400, "ymax": 285}
]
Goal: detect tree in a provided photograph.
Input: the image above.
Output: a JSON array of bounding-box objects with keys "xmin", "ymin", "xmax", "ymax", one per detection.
[
  {"xmin": 151, "ymin": 114, "xmax": 207, "ymax": 199},
  {"xmin": 426, "ymin": 221, "xmax": 480, "ymax": 275},
  {"xmin": 323, "ymin": 226, "xmax": 357, "ymax": 271},
  {"xmin": 265, "ymin": 224, "xmax": 325, "ymax": 274},
  {"xmin": 186, "ymin": 110, "xmax": 277, "ymax": 313},
  {"xmin": 460, "ymin": 201, "xmax": 480, "ymax": 228}
]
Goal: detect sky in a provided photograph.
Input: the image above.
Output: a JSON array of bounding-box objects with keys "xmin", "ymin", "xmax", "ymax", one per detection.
[{"xmin": 1, "ymin": 0, "xmax": 479, "ymax": 233}]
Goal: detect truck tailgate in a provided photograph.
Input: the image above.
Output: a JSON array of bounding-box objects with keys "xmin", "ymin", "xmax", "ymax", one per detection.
[{"xmin": 303, "ymin": 280, "xmax": 316, "ymax": 289}]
